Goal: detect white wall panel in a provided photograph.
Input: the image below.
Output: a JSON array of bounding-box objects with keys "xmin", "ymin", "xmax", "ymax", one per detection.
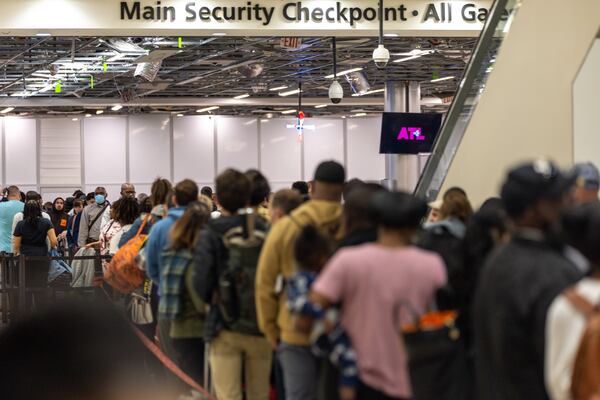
[
  {"xmin": 40, "ymin": 118, "xmax": 81, "ymax": 186},
  {"xmin": 5, "ymin": 118, "xmax": 37, "ymax": 185},
  {"xmin": 303, "ymin": 118, "xmax": 344, "ymax": 179},
  {"xmin": 84, "ymin": 117, "xmax": 127, "ymax": 185},
  {"xmin": 346, "ymin": 117, "xmax": 386, "ymax": 182},
  {"xmin": 217, "ymin": 117, "xmax": 258, "ymax": 173},
  {"xmin": 173, "ymin": 116, "xmax": 215, "ymax": 183},
  {"xmin": 260, "ymin": 119, "xmax": 302, "ymax": 185},
  {"xmin": 129, "ymin": 115, "xmax": 171, "ymax": 183}
]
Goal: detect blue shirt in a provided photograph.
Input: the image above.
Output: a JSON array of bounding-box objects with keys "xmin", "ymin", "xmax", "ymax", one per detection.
[
  {"xmin": 0, "ymin": 200, "xmax": 24, "ymax": 253},
  {"xmin": 145, "ymin": 207, "xmax": 185, "ymax": 291}
]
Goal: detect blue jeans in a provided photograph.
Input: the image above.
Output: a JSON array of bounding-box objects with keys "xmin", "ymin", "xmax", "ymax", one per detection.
[{"xmin": 277, "ymin": 342, "xmax": 319, "ymax": 400}]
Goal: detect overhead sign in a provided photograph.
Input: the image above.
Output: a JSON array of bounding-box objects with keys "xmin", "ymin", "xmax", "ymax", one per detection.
[{"xmin": 0, "ymin": 0, "xmax": 495, "ymax": 37}]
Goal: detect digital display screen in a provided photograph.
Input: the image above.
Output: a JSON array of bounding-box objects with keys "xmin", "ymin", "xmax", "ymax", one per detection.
[{"xmin": 379, "ymin": 112, "xmax": 443, "ymax": 154}]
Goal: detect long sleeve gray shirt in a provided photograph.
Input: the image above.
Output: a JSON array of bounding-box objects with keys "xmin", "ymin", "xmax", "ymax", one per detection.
[{"xmin": 77, "ymin": 203, "xmax": 109, "ymax": 247}]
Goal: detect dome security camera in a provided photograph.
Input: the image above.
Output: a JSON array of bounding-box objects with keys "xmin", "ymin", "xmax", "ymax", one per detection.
[
  {"xmin": 372, "ymin": 44, "xmax": 390, "ymax": 69},
  {"xmin": 329, "ymin": 80, "xmax": 343, "ymax": 104}
]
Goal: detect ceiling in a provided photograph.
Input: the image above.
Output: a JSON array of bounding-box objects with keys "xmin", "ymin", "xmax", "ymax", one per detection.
[{"xmin": 0, "ymin": 35, "xmax": 476, "ymax": 117}]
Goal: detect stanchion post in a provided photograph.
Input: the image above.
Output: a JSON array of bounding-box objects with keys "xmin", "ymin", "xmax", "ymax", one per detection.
[{"xmin": 18, "ymin": 254, "xmax": 26, "ymax": 316}]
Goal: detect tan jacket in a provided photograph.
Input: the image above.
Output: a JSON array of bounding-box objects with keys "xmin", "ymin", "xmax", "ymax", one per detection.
[{"xmin": 256, "ymin": 199, "xmax": 343, "ymax": 346}]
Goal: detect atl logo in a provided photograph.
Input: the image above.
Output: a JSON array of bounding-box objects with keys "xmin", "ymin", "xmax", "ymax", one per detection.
[{"xmin": 397, "ymin": 127, "xmax": 425, "ymax": 141}]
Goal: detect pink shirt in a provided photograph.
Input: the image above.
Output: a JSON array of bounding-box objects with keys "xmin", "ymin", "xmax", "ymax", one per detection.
[{"xmin": 313, "ymin": 244, "xmax": 446, "ymax": 398}]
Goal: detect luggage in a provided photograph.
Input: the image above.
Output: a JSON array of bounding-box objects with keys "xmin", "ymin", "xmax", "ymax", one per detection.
[{"xmin": 103, "ymin": 215, "xmax": 150, "ymax": 294}]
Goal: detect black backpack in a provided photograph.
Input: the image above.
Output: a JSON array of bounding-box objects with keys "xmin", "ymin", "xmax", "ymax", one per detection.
[{"xmin": 215, "ymin": 212, "xmax": 265, "ymax": 335}]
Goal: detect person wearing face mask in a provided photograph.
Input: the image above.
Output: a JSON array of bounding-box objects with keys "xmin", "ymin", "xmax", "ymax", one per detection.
[
  {"xmin": 474, "ymin": 160, "xmax": 583, "ymax": 400},
  {"xmin": 77, "ymin": 187, "xmax": 110, "ymax": 248}
]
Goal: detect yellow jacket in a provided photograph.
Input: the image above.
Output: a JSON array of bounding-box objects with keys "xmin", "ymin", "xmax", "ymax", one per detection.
[{"xmin": 256, "ymin": 199, "xmax": 343, "ymax": 346}]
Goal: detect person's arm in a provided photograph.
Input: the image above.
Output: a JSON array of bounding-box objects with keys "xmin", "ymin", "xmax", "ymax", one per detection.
[
  {"xmin": 12, "ymin": 236, "xmax": 21, "ymax": 255},
  {"xmin": 77, "ymin": 208, "xmax": 90, "ymax": 248},
  {"xmin": 100, "ymin": 205, "xmax": 111, "ymax": 231},
  {"xmin": 255, "ymin": 223, "xmax": 285, "ymax": 348},
  {"xmin": 47, "ymin": 227, "xmax": 58, "ymax": 249},
  {"xmin": 12, "ymin": 213, "xmax": 21, "ymax": 243},
  {"xmin": 311, "ymin": 251, "xmax": 348, "ymax": 310},
  {"xmin": 192, "ymin": 229, "xmax": 219, "ymax": 303},
  {"xmin": 144, "ymin": 223, "xmax": 163, "ymax": 285}
]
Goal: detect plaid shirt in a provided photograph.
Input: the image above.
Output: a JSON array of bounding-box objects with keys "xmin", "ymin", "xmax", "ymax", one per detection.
[{"xmin": 158, "ymin": 248, "xmax": 194, "ymax": 320}]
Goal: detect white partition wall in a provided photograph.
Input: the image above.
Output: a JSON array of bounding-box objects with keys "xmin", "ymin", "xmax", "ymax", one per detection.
[
  {"xmin": 260, "ymin": 119, "xmax": 302, "ymax": 189},
  {"xmin": 129, "ymin": 115, "xmax": 172, "ymax": 185},
  {"xmin": 173, "ymin": 116, "xmax": 215, "ymax": 185},
  {"xmin": 4, "ymin": 117, "xmax": 37, "ymax": 186},
  {"xmin": 40, "ymin": 118, "xmax": 81, "ymax": 186},
  {"xmin": 217, "ymin": 117, "xmax": 259, "ymax": 173},
  {"xmin": 346, "ymin": 117, "xmax": 386, "ymax": 181},
  {"xmin": 0, "ymin": 115, "xmax": 387, "ymax": 197},
  {"xmin": 303, "ymin": 118, "xmax": 345, "ymax": 179}
]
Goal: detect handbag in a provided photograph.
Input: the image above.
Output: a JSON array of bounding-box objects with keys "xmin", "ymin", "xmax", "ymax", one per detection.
[
  {"xmin": 129, "ymin": 291, "xmax": 153, "ymax": 325},
  {"xmin": 399, "ymin": 304, "xmax": 469, "ymax": 400}
]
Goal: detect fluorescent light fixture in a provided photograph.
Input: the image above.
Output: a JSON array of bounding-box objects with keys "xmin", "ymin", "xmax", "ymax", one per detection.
[
  {"xmin": 111, "ymin": 105, "xmax": 123, "ymax": 111},
  {"xmin": 325, "ymin": 68, "xmax": 363, "ymax": 79},
  {"xmin": 36, "ymin": 32, "xmax": 51, "ymax": 37},
  {"xmin": 315, "ymin": 104, "xmax": 328, "ymax": 109},
  {"xmin": 107, "ymin": 53, "xmax": 126, "ymax": 62},
  {"xmin": 341, "ymin": 116, "xmax": 346, "ymax": 119},
  {"xmin": 176, "ymin": 113, "xmax": 184, "ymax": 117},
  {"xmin": 269, "ymin": 86, "xmax": 288, "ymax": 92},
  {"xmin": 280, "ymin": 109, "xmax": 297, "ymax": 114},
  {"xmin": 384, "ymin": 33, "xmax": 399, "ymax": 38},
  {"xmin": 72, "ymin": 118, "xmax": 79, "ymax": 121},
  {"xmin": 430, "ymin": 76, "xmax": 455, "ymax": 83},
  {"xmin": 351, "ymin": 88, "xmax": 385, "ymax": 97},
  {"xmin": 393, "ymin": 55, "xmax": 422, "ymax": 63},
  {"xmin": 96, "ymin": 110, "xmax": 104, "ymax": 115},
  {"xmin": 234, "ymin": 93, "xmax": 250, "ymax": 100},
  {"xmin": 354, "ymin": 112, "xmax": 367, "ymax": 117},
  {"xmin": 0, "ymin": 107, "xmax": 14, "ymax": 114},
  {"xmin": 212, "ymin": 33, "xmax": 227, "ymax": 36},
  {"xmin": 196, "ymin": 106, "xmax": 219, "ymax": 113},
  {"xmin": 85, "ymin": 114, "xmax": 92, "ymax": 118},
  {"xmin": 39, "ymin": 84, "xmax": 54, "ymax": 93},
  {"xmin": 278, "ymin": 89, "xmax": 301, "ymax": 97}
]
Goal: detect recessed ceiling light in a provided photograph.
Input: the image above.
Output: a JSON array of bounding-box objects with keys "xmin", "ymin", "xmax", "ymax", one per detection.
[
  {"xmin": 354, "ymin": 112, "xmax": 367, "ymax": 117},
  {"xmin": 96, "ymin": 110, "xmax": 104, "ymax": 115},
  {"xmin": 315, "ymin": 104, "xmax": 328, "ymax": 109},
  {"xmin": 341, "ymin": 116, "xmax": 346, "ymax": 119},
  {"xmin": 325, "ymin": 68, "xmax": 363, "ymax": 79},
  {"xmin": 269, "ymin": 86, "xmax": 288, "ymax": 92},
  {"xmin": 36, "ymin": 32, "xmax": 52, "ymax": 37},
  {"xmin": 234, "ymin": 94, "xmax": 250, "ymax": 100},
  {"xmin": 278, "ymin": 89, "xmax": 301, "ymax": 97},
  {"xmin": 72, "ymin": 117, "xmax": 79, "ymax": 121},
  {"xmin": 281, "ymin": 109, "xmax": 297, "ymax": 114},
  {"xmin": 212, "ymin": 33, "xmax": 227, "ymax": 36},
  {"xmin": 176, "ymin": 113, "xmax": 184, "ymax": 117},
  {"xmin": 430, "ymin": 76, "xmax": 455, "ymax": 83},
  {"xmin": 85, "ymin": 114, "xmax": 92, "ymax": 118},
  {"xmin": 0, "ymin": 107, "xmax": 14, "ymax": 114},
  {"xmin": 111, "ymin": 105, "xmax": 123, "ymax": 111},
  {"xmin": 384, "ymin": 33, "xmax": 399, "ymax": 38},
  {"xmin": 196, "ymin": 106, "xmax": 219, "ymax": 113}
]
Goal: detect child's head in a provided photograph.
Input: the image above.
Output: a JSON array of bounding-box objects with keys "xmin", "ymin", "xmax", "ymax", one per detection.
[
  {"xmin": 294, "ymin": 225, "xmax": 332, "ymax": 272},
  {"xmin": 73, "ymin": 199, "xmax": 84, "ymax": 215},
  {"xmin": 270, "ymin": 189, "xmax": 302, "ymax": 224}
]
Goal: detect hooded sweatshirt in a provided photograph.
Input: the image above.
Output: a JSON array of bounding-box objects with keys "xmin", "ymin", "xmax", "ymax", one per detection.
[{"xmin": 256, "ymin": 199, "xmax": 344, "ymax": 346}]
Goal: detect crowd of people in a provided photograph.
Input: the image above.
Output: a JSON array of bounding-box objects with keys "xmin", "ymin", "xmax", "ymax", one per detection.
[{"xmin": 0, "ymin": 158, "xmax": 600, "ymax": 400}]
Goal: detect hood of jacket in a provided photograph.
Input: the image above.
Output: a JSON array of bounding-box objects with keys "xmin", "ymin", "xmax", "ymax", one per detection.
[
  {"xmin": 166, "ymin": 207, "xmax": 185, "ymax": 220},
  {"xmin": 289, "ymin": 199, "xmax": 344, "ymax": 239},
  {"xmin": 425, "ymin": 218, "xmax": 466, "ymax": 239}
]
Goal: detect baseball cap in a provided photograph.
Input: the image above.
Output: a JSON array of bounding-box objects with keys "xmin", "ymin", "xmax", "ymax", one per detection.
[
  {"xmin": 572, "ymin": 162, "xmax": 600, "ymax": 190},
  {"xmin": 314, "ymin": 161, "xmax": 345, "ymax": 184},
  {"xmin": 501, "ymin": 159, "xmax": 576, "ymax": 217}
]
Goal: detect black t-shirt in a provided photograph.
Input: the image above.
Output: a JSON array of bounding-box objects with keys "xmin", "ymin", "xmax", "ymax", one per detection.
[{"xmin": 14, "ymin": 218, "xmax": 53, "ymax": 255}]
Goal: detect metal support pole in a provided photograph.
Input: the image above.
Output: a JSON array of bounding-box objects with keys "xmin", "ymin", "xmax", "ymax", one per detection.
[
  {"xmin": 18, "ymin": 254, "xmax": 25, "ymax": 317},
  {"xmin": 383, "ymin": 81, "xmax": 407, "ymax": 190}
]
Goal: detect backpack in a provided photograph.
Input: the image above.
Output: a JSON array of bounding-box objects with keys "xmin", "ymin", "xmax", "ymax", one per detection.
[
  {"xmin": 104, "ymin": 215, "xmax": 150, "ymax": 294},
  {"xmin": 214, "ymin": 212, "xmax": 266, "ymax": 336},
  {"xmin": 564, "ymin": 289, "xmax": 600, "ymax": 400}
]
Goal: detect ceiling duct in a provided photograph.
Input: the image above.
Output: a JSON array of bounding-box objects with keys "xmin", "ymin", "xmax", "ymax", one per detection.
[
  {"xmin": 345, "ymin": 71, "xmax": 371, "ymax": 95},
  {"xmin": 134, "ymin": 61, "xmax": 162, "ymax": 82},
  {"xmin": 105, "ymin": 39, "xmax": 147, "ymax": 54},
  {"xmin": 238, "ymin": 63, "xmax": 264, "ymax": 78}
]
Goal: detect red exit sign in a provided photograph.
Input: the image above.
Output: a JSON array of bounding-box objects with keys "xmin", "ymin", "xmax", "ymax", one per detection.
[{"xmin": 280, "ymin": 37, "xmax": 302, "ymax": 49}]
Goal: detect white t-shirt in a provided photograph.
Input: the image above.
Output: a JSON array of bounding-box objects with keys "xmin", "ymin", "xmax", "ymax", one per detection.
[
  {"xmin": 545, "ymin": 278, "xmax": 600, "ymax": 400},
  {"xmin": 110, "ymin": 224, "xmax": 132, "ymax": 255}
]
